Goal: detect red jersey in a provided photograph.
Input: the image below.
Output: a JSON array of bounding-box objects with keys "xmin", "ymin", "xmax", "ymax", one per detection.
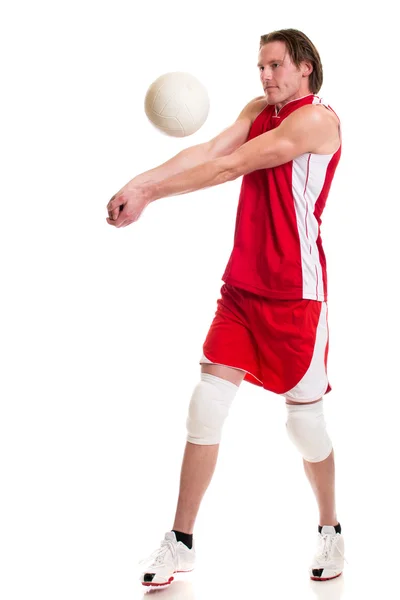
[{"xmin": 222, "ymin": 94, "xmax": 341, "ymax": 301}]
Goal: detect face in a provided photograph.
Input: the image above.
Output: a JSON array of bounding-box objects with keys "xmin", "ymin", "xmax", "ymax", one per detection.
[{"xmin": 257, "ymin": 41, "xmax": 312, "ymax": 108}]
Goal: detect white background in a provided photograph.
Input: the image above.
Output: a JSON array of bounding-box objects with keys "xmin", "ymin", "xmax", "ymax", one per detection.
[{"xmin": 1, "ymin": 1, "xmax": 398, "ymax": 598}]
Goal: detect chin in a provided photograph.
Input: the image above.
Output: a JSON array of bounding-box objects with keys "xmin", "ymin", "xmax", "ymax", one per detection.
[
  {"xmin": 264, "ymin": 90, "xmax": 280, "ymax": 104},
  {"xmin": 264, "ymin": 94, "xmax": 278, "ymax": 105}
]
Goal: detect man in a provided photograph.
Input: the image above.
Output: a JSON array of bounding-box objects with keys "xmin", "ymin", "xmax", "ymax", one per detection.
[{"xmin": 107, "ymin": 28, "xmax": 346, "ymax": 588}]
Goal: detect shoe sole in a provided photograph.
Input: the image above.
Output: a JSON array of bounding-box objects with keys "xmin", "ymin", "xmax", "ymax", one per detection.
[
  {"xmin": 310, "ymin": 572, "xmax": 342, "ymax": 582},
  {"xmin": 141, "ymin": 568, "xmax": 195, "ymax": 588},
  {"xmin": 141, "ymin": 568, "xmax": 341, "ymax": 587}
]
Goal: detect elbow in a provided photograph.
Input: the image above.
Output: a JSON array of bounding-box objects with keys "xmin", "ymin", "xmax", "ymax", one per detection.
[
  {"xmin": 225, "ymin": 165, "xmax": 240, "ymax": 182},
  {"xmin": 225, "ymin": 149, "xmax": 268, "ymax": 179},
  {"xmin": 215, "ymin": 156, "xmax": 241, "ymax": 184},
  {"xmin": 222, "ymin": 154, "xmax": 246, "ymax": 181}
]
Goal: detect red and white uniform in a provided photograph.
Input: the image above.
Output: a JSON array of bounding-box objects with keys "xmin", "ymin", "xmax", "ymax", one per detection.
[
  {"xmin": 200, "ymin": 95, "xmax": 340, "ymax": 401},
  {"xmin": 223, "ymin": 94, "xmax": 341, "ymax": 302}
]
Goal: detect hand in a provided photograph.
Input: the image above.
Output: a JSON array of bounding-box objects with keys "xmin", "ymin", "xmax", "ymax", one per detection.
[{"xmin": 106, "ymin": 181, "xmax": 153, "ymax": 228}]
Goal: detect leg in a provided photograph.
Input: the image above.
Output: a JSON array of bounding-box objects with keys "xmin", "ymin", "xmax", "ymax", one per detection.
[
  {"xmin": 303, "ymin": 447, "xmax": 338, "ymax": 527},
  {"xmin": 286, "ymin": 398, "xmax": 338, "ymax": 527},
  {"xmin": 172, "ymin": 363, "xmax": 246, "ymax": 533}
]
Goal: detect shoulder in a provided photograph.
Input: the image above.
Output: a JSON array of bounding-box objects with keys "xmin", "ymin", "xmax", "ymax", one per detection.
[
  {"xmin": 294, "ymin": 102, "xmax": 339, "ymax": 126},
  {"xmin": 285, "ymin": 103, "xmax": 339, "ymax": 133},
  {"xmin": 238, "ymin": 96, "xmax": 269, "ymax": 124},
  {"xmin": 279, "ymin": 103, "xmax": 340, "ymax": 154}
]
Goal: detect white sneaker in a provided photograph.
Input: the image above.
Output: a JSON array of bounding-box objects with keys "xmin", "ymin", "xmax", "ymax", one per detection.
[
  {"xmin": 309, "ymin": 525, "xmax": 346, "ymax": 581},
  {"xmin": 139, "ymin": 531, "xmax": 196, "ymax": 589}
]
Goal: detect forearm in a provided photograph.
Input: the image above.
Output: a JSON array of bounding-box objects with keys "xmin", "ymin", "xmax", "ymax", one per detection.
[
  {"xmin": 133, "ymin": 143, "xmax": 211, "ymax": 186},
  {"xmin": 151, "ymin": 157, "xmax": 236, "ymax": 201}
]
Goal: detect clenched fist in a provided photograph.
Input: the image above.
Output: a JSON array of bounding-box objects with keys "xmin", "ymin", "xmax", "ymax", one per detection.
[{"xmin": 106, "ymin": 181, "xmax": 154, "ymax": 228}]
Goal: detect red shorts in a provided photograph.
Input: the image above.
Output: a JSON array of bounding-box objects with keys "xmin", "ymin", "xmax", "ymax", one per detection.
[{"xmin": 200, "ymin": 283, "xmax": 331, "ymax": 402}]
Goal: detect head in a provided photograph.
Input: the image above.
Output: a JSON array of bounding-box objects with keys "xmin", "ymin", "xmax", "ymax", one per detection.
[{"xmin": 258, "ymin": 29, "xmax": 323, "ymax": 108}]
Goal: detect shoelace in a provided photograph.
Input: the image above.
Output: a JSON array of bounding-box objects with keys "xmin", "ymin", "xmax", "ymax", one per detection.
[
  {"xmin": 139, "ymin": 539, "xmax": 178, "ymax": 567},
  {"xmin": 315, "ymin": 533, "xmax": 349, "ymax": 565}
]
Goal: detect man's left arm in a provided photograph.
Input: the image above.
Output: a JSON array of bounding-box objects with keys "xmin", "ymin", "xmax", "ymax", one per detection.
[{"xmin": 150, "ymin": 105, "xmax": 337, "ymax": 202}]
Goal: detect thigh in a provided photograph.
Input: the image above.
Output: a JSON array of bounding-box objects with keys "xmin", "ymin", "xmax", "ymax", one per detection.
[
  {"xmin": 201, "ymin": 363, "xmax": 246, "ymax": 386},
  {"xmin": 286, "ymin": 397, "xmax": 322, "ymax": 405}
]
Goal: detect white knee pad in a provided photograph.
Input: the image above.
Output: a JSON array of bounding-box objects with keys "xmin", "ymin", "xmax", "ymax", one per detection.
[
  {"xmin": 186, "ymin": 373, "xmax": 239, "ymax": 445},
  {"xmin": 285, "ymin": 400, "xmax": 332, "ymax": 463}
]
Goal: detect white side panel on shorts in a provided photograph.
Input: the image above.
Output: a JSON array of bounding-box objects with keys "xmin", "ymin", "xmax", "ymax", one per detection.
[{"xmin": 283, "ymin": 302, "xmax": 329, "ymax": 402}]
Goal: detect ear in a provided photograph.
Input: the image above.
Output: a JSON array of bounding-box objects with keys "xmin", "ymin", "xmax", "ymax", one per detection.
[{"xmin": 301, "ymin": 61, "xmax": 313, "ymax": 77}]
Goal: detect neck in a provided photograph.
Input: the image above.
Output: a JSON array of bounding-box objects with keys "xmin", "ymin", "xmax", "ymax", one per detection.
[{"xmin": 275, "ymin": 90, "xmax": 313, "ymax": 113}]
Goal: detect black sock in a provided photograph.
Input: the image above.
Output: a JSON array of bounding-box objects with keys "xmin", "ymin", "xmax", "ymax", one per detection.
[
  {"xmin": 172, "ymin": 530, "xmax": 193, "ymax": 549},
  {"xmin": 318, "ymin": 522, "xmax": 341, "ymax": 534}
]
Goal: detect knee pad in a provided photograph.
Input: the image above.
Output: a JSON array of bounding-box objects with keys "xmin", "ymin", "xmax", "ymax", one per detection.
[
  {"xmin": 285, "ymin": 400, "xmax": 332, "ymax": 463},
  {"xmin": 186, "ymin": 373, "xmax": 239, "ymax": 445}
]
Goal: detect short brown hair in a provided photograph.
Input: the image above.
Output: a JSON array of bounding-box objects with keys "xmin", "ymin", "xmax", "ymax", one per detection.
[{"xmin": 259, "ymin": 29, "xmax": 323, "ymax": 94}]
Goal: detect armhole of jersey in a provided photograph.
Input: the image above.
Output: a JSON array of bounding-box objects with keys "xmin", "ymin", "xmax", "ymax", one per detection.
[
  {"xmin": 313, "ymin": 96, "xmax": 342, "ymax": 143},
  {"xmin": 251, "ymin": 101, "xmax": 269, "ymax": 126}
]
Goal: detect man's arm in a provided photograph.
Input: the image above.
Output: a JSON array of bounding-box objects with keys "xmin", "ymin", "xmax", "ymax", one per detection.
[
  {"xmin": 150, "ymin": 105, "xmax": 340, "ymax": 202},
  {"xmin": 127, "ymin": 96, "xmax": 264, "ymax": 187},
  {"xmin": 107, "ymin": 97, "xmax": 265, "ymax": 224}
]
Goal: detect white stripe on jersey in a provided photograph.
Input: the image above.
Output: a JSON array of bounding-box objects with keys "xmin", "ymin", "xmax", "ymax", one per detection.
[
  {"xmin": 290, "ymin": 95, "xmax": 338, "ymax": 300},
  {"xmin": 292, "ymin": 152, "xmax": 334, "ymax": 300}
]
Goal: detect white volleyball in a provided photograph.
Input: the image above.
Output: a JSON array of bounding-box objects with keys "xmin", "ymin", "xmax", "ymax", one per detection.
[{"xmin": 144, "ymin": 72, "xmax": 210, "ymax": 137}]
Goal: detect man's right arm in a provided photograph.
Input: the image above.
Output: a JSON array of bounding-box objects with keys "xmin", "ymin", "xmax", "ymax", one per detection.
[
  {"xmin": 106, "ymin": 96, "xmax": 267, "ymax": 224},
  {"xmin": 132, "ymin": 96, "xmax": 266, "ymax": 186}
]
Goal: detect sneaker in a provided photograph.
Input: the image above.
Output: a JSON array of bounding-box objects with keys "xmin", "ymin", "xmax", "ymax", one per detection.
[
  {"xmin": 309, "ymin": 525, "xmax": 346, "ymax": 581},
  {"xmin": 139, "ymin": 531, "xmax": 196, "ymax": 589}
]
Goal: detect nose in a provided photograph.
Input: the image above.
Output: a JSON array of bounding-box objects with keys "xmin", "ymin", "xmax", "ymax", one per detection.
[{"xmin": 260, "ymin": 67, "xmax": 273, "ymax": 83}]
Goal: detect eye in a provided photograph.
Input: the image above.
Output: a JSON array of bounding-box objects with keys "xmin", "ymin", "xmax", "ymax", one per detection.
[{"xmin": 272, "ymin": 63, "xmax": 279, "ymax": 68}]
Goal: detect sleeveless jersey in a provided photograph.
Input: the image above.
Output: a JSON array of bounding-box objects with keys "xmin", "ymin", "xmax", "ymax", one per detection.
[{"xmin": 222, "ymin": 94, "xmax": 341, "ymax": 301}]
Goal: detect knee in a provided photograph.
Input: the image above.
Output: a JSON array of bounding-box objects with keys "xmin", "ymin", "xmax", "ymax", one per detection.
[
  {"xmin": 285, "ymin": 399, "xmax": 332, "ymax": 463},
  {"xmin": 186, "ymin": 373, "xmax": 239, "ymax": 445}
]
